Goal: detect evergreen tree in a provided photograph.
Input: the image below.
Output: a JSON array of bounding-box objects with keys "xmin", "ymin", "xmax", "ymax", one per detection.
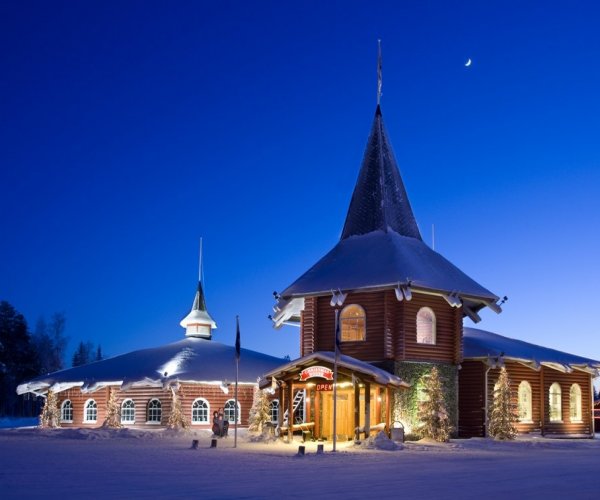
[
  {"xmin": 32, "ymin": 313, "xmax": 68, "ymax": 374},
  {"xmin": 103, "ymin": 387, "xmax": 122, "ymax": 428},
  {"xmin": 417, "ymin": 367, "xmax": 453, "ymax": 442},
  {"xmin": 39, "ymin": 389, "xmax": 60, "ymax": 428},
  {"xmin": 167, "ymin": 387, "xmax": 188, "ymax": 429},
  {"xmin": 248, "ymin": 387, "xmax": 271, "ymax": 433},
  {"xmin": 95, "ymin": 345, "xmax": 103, "ymax": 361},
  {"xmin": 488, "ymin": 367, "xmax": 518, "ymax": 440},
  {"xmin": 72, "ymin": 341, "xmax": 94, "ymax": 367},
  {"xmin": 0, "ymin": 301, "xmax": 38, "ymax": 416}
]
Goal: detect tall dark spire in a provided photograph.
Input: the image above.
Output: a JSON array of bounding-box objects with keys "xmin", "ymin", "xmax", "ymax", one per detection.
[{"xmin": 340, "ymin": 106, "xmax": 422, "ymax": 240}]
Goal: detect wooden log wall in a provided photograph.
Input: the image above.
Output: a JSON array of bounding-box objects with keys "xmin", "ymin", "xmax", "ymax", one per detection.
[
  {"xmin": 55, "ymin": 384, "xmax": 256, "ymax": 428},
  {"xmin": 302, "ymin": 290, "xmax": 462, "ymax": 364},
  {"xmin": 457, "ymin": 361, "xmax": 485, "ymax": 438},
  {"xmin": 459, "ymin": 360, "xmax": 593, "ymax": 437}
]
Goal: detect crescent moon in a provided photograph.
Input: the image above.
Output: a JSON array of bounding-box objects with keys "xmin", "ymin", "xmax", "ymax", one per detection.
[{"xmin": 465, "ymin": 58, "xmax": 472, "ymax": 67}]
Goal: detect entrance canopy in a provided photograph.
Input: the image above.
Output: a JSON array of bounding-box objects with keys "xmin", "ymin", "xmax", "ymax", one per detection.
[{"xmin": 259, "ymin": 351, "xmax": 408, "ymax": 389}]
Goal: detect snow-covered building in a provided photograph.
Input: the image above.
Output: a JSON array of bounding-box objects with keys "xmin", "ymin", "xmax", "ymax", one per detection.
[
  {"xmin": 267, "ymin": 99, "xmax": 600, "ymax": 439},
  {"xmin": 17, "ymin": 280, "xmax": 285, "ymax": 428}
]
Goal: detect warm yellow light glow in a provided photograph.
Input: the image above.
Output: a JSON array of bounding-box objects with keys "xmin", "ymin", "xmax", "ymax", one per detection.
[
  {"xmin": 377, "ymin": 396, "xmax": 382, "ymax": 402},
  {"xmin": 305, "ymin": 397, "xmax": 311, "ymax": 403},
  {"xmin": 306, "ymin": 383, "xmax": 315, "ymax": 387}
]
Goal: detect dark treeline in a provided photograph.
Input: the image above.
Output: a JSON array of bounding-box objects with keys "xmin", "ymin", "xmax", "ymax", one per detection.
[{"xmin": 0, "ymin": 300, "xmax": 104, "ymax": 418}]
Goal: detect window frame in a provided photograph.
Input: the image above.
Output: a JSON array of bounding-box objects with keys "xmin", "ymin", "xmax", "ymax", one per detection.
[
  {"xmin": 416, "ymin": 307, "xmax": 436, "ymax": 345},
  {"xmin": 83, "ymin": 399, "xmax": 97, "ymax": 424},
  {"xmin": 146, "ymin": 398, "xmax": 162, "ymax": 425},
  {"xmin": 60, "ymin": 399, "xmax": 73, "ymax": 423},
  {"xmin": 269, "ymin": 399, "xmax": 280, "ymax": 424},
  {"xmin": 224, "ymin": 399, "xmax": 241, "ymax": 424},
  {"xmin": 191, "ymin": 398, "xmax": 210, "ymax": 424},
  {"xmin": 517, "ymin": 381, "xmax": 533, "ymax": 423},
  {"xmin": 120, "ymin": 399, "xmax": 135, "ymax": 424},
  {"xmin": 569, "ymin": 383, "xmax": 582, "ymax": 423},
  {"xmin": 339, "ymin": 304, "xmax": 366, "ymax": 342},
  {"xmin": 549, "ymin": 382, "xmax": 562, "ymax": 422}
]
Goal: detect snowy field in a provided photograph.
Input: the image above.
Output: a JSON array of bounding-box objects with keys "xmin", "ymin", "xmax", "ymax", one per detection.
[{"xmin": 1, "ymin": 427, "xmax": 600, "ymax": 499}]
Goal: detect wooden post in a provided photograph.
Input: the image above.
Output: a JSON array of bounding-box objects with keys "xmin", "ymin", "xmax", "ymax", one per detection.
[
  {"xmin": 354, "ymin": 380, "xmax": 360, "ymax": 441},
  {"xmin": 277, "ymin": 381, "xmax": 284, "ymax": 430},
  {"xmin": 375, "ymin": 387, "xmax": 382, "ymax": 424},
  {"xmin": 191, "ymin": 439, "xmax": 199, "ymax": 449},
  {"xmin": 364, "ymin": 382, "xmax": 371, "ymax": 437},
  {"xmin": 317, "ymin": 443, "xmax": 324, "ymax": 454},
  {"xmin": 385, "ymin": 387, "xmax": 391, "ymax": 435},
  {"xmin": 298, "ymin": 445, "xmax": 305, "ymax": 456},
  {"xmin": 286, "ymin": 382, "xmax": 293, "ymax": 442},
  {"xmin": 210, "ymin": 438, "xmax": 217, "ymax": 448},
  {"xmin": 314, "ymin": 388, "xmax": 320, "ymax": 439},
  {"xmin": 540, "ymin": 368, "xmax": 545, "ymax": 436}
]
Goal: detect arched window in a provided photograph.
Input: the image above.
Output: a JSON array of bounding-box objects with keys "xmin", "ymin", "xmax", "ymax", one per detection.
[
  {"xmin": 549, "ymin": 383, "xmax": 562, "ymax": 422},
  {"xmin": 147, "ymin": 399, "xmax": 162, "ymax": 424},
  {"xmin": 269, "ymin": 400, "xmax": 280, "ymax": 424},
  {"xmin": 84, "ymin": 399, "xmax": 97, "ymax": 423},
  {"xmin": 416, "ymin": 307, "xmax": 436, "ymax": 344},
  {"xmin": 518, "ymin": 381, "xmax": 532, "ymax": 422},
  {"xmin": 192, "ymin": 398, "xmax": 210, "ymax": 424},
  {"xmin": 61, "ymin": 400, "xmax": 73, "ymax": 423},
  {"xmin": 121, "ymin": 399, "xmax": 135, "ymax": 424},
  {"xmin": 569, "ymin": 384, "xmax": 582, "ymax": 422},
  {"xmin": 224, "ymin": 399, "xmax": 241, "ymax": 423},
  {"xmin": 340, "ymin": 304, "xmax": 366, "ymax": 341}
]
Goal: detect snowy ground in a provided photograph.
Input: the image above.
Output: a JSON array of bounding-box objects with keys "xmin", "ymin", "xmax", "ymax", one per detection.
[{"xmin": 1, "ymin": 426, "xmax": 600, "ymax": 499}]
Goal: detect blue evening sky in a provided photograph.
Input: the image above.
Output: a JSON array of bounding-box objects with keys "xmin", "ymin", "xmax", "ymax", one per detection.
[{"xmin": 1, "ymin": 1, "xmax": 599, "ymax": 364}]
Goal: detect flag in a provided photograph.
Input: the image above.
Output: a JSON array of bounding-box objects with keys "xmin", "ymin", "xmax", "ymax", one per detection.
[{"xmin": 235, "ymin": 315, "xmax": 241, "ymax": 360}]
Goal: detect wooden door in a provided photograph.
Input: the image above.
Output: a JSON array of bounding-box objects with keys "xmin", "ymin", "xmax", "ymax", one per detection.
[{"xmin": 321, "ymin": 391, "xmax": 353, "ymax": 439}]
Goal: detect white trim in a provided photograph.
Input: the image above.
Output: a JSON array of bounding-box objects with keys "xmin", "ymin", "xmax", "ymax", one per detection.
[
  {"xmin": 224, "ymin": 399, "xmax": 241, "ymax": 424},
  {"xmin": 416, "ymin": 307, "xmax": 436, "ymax": 345},
  {"xmin": 120, "ymin": 398, "xmax": 135, "ymax": 424},
  {"xmin": 83, "ymin": 399, "xmax": 97, "ymax": 424},
  {"xmin": 146, "ymin": 398, "xmax": 162, "ymax": 424},
  {"xmin": 191, "ymin": 397, "xmax": 210, "ymax": 425}
]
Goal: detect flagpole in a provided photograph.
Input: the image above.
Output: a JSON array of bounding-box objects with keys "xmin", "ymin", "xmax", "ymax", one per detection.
[
  {"xmin": 234, "ymin": 315, "xmax": 240, "ymax": 449},
  {"xmin": 332, "ymin": 309, "xmax": 339, "ymax": 452}
]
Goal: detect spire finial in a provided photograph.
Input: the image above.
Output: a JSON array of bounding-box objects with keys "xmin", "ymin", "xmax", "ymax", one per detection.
[
  {"xmin": 377, "ymin": 39, "xmax": 382, "ymax": 106},
  {"xmin": 198, "ymin": 237, "xmax": 204, "ymax": 285}
]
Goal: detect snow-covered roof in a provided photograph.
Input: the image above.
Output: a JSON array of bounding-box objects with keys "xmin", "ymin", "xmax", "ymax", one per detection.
[
  {"xmin": 259, "ymin": 351, "xmax": 409, "ymax": 388},
  {"xmin": 273, "ymin": 106, "xmax": 499, "ymax": 325},
  {"xmin": 463, "ymin": 327, "xmax": 600, "ymax": 374},
  {"xmin": 17, "ymin": 337, "xmax": 286, "ymax": 396}
]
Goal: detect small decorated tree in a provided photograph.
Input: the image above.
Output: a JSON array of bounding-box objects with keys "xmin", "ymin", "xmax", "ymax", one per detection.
[
  {"xmin": 103, "ymin": 387, "xmax": 122, "ymax": 428},
  {"xmin": 248, "ymin": 387, "xmax": 271, "ymax": 433},
  {"xmin": 39, "ymin": 389, "xmax": 60, "ymax": 428},
  {"xmin": 167, "ymin": 386, "xmax": 188, "ymax": 429},
  {"xmin": 488, "ymin": 367, "xmax": 518, "ymax": 440},
  {"xmin": 417, "ymin": 367, "xmax": 453, "ymax": 442}
]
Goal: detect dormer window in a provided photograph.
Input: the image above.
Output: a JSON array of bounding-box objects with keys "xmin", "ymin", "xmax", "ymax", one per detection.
[
  {"xmin": 416, "ymin": 307, "xmax": 436, "ymax": 344},
  {"xmin": 340, "ymin": 304, "xmax": 366, "ymax": 341}
]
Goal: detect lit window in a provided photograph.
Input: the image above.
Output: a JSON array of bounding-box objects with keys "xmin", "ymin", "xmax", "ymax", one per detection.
[
  {"xmin": 121, "ymin": 399, "xmax": 135, "ymax": 424},
  {"xmin": 549, "ymin": 383, "xmax": 562, "ymax": 422},
  {"xmin": 416, "ymin": 307, "xmax": 436, "ymax": 344},
  {"xmin": 569, "ymin": 384, "xmax": 582, "ymax": 422},
  {"xmin": 340, "ymin": 304, "xmax": 366, "ymax": 341},
  {"xmin": 192, "ymin": 398, "xmax": 210, "ymax": 424},
  {"xmin": 61, "ymin": 400, "xmax": 73, "ymax": 423},
  {"xmin": 147, "ymin": 399, "xmax": 162, "ymax": 424},
  {"xmin": 84, "ymin": 399, "xmax": 97, "ymax": 423},
  {"xmin": 269, "ymin": 400, "xmax": 280, "ymax": 424},
  {"xmin": 518, "ymin": 381, "xmax": 532, "ymax": 422},
  {"xmin": 224, "ymin": 399, "xmax": 241, "ymax": 423}
]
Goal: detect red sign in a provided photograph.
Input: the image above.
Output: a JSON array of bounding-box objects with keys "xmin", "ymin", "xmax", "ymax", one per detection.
[
  {"xmin": 316, "ymin": 383, "xmax": 333, "ymax": 391},
  {"xmin": 299, "ymin": 366, "xmax": 334, "ymax": 382}
]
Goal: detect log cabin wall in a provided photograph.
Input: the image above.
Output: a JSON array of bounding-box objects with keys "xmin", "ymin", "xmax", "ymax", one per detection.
[
  {"xmin": 55, "ymin": 384, "xmax": 256, "ymax": 428},
  {"xmin": 304, "ymin": 291, "xmax": 462, "ymax": 364},
  {"xmin": 457, "ymin": 360, "xmax": 486, "ymax": 437},
  {"xmin": 540, "ymin": 367, "xmax": 592, "ymax": 435},
  {"xmin": 403, "ymin": 294, "xmax": 461, "ymax": 364},
  {"xmin": 486, "ymin": 361, "xmax": 542, "ymax": 434}
]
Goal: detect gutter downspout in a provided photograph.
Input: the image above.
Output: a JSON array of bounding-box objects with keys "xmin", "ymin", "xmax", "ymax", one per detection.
[{"xmin": 484, "ymin": 364, "xmax": 491, "ymax": 437}]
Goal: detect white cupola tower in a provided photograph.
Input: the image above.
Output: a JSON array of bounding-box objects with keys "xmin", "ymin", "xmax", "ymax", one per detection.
[{"xmin": 179, "ymin": 240, "xmax": 217, "ymax": 339}]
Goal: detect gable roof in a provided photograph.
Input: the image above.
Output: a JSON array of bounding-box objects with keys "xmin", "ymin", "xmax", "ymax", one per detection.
[
  {"xmin": 17, "ymin": 337, "xmax": 286, "ymax": 396},
  {"xmin": 463, "ymin": 327, "xmax": 600, "ymax": 374}
]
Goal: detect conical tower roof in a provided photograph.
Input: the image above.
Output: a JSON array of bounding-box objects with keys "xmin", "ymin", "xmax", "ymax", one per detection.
[
  {"xmin": 341, "ymin": 105, "xmax": 421, "ymax": 241},
  {"xmin": 273, "ymin": 103, "xmax": 500, "ymax": 326},
  {"xmin": 180, "ymin": 281, "xmax": 217, "ymax": 338}
]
